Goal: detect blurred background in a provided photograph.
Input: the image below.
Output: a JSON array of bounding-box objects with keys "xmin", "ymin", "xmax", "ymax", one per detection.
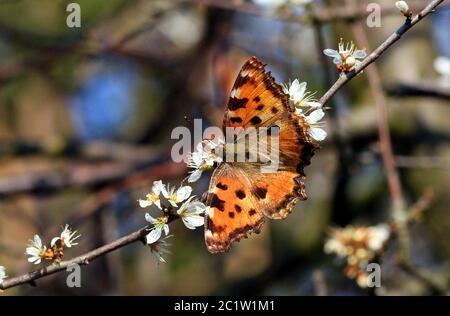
[{"xmin": 0, "ymin": 0, "xmax": 449, "ymax": 295}]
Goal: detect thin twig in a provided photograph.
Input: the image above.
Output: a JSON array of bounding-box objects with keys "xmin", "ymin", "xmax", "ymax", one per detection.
[
  {"xmin": 0, "ymin": 227, "xmax": 149, "ymax": 290},
  {"xmin": 318, "ymin": 0, "xmax": 445, "ymax": 107},
  {"xmin": 0, "ymin": 211, "xmax": 182, "ymax": 291},
  {"xmin": 345, "ymin": 0, "xmax": 447, "ymax": 293}
]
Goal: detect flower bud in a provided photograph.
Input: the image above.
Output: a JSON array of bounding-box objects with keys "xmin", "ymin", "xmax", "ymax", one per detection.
[
  {"xmin": 395, "ymin": 1, "xmax": 412, "ymax": 17},
  {"xmin": 345, "ymin": 56, "xmax": 356, "ymax": 68}
]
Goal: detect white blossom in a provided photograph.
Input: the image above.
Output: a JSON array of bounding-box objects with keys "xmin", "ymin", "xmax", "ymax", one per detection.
[
  {"xmin": 161, "ymin": 184, "xmax": 192, "ymax": 208},
  {"xmin": 25, "ymin": 234, "xmax": 47, "ymax": 265},
  {"xmin": 367, "ymin": 224, "xmax": 390, "ymax": 252},
  {"xmin": 51, "ymin": 225, "xmax": 80, "ymax": 248},
  {"xmin": 138, "ymin": 180, "xmax": 165, "ymax": 209},
  {"xmin": 323, "ymin": 39, "xmax": 366, "ymax": 72},
  {"xmin": 0, "ymin": 265, "xmax": 7, "ymax": 284},
  {"xmin": 177, "ymin": 197, "xmax": 207, "ymax": 230},
  {"xmin": 282, "ymin": 79, "xmax": 321, "ymax": 113},
  {"xmin": 145, "ymin": 214, "xmax": 170, "ymax": 244},
  {"xmin": 434, "ymin": 56, "xmax": 450, "ymax": 86},
  {"xmin": 186, "ymin": 140, "xmax": 223, "ymax": 183},
  {"xmin": 304, "ymin": 109, "xmax": 327, "ymax": 141}
]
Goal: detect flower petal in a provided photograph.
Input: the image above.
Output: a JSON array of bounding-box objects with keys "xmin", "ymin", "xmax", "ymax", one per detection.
[
  {"xmin": 306, "ymin": 109, "xmax": 325, "ymax": 124},
  {"xmin": 323, "ymin": 49, "xmax": 339, "ymax": 58},
  {"xmin": 353, "ymin": 49, "xmax": 366, "ymax": 59},
  {"xmin": 307, "ymin": 101, "xmax": 322, "ymax": 109},
  {"xmin": 145, "ymin": 228, "xmax": 162, "ymax": 244},
  {"xmin": 138, "ymin": 199, "xmax": 153, "ymax": 208},
  {"xmin": 333, "ymin": 57, "xmax": 342, "ymax": 65},
  {"xmin": 291, "ymin": 80, "xmax": 307, "ymax": 103},
  {"xmin": 188, "ymin": 169, "xmax": 202, "ymax": 183},
  {"xmin": 145, "ymin": 213, "xmax": 157, "ymax": 224},
  {"xmin": 182, "ymin": 215, "xmax": 204, "ymax": 229},
  {"xmin": 152, "ymin": 180, "xmax": 164, "ymax": 195},
  {"xmin": 163, "ymin": 224, "xmax": 170, "ymax": 236},
  {"xmin": 309, "ymin": 127, "xmax": 327, "ymax": 141},
  {"xmin": 34, "ymin": 235, "xmax": 42, "ymax": 248},
  {"xmin": 176, "ymin": 186, "xmax": 192, "ymax": 202},
  {"xmin": 154, "ymin": 200, "xmax": 162, "ymax": 210},
  {"xmin": 50, "ymin": 237, "xmax": 60, "ymax": 247}
]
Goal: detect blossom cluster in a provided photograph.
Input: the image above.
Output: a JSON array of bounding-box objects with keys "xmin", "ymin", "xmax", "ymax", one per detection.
[
  {"xmin": 324, "ymin": 224, "xmax": 390, "ymax": 288},
  {"xmin": 283, "ymin": 79, "xmax": 327, "ymax": 142},
  {"xmin": 0, "ymin": 225, "xmax": 80, "ymax": 286},
  {"xmin": 186, "ymin": 139, "xmax": 223, "ymax": 183},
  {"xmin": 26, "ymin": 225, "xmax": 80, "ymax": 265},
  {"xmin": 138, "ymin": 180, "xmax": 208, "ymax": 263},
  {"xmin": 323, "ymin": 39, "xmax": 366, "ymax": 73}
]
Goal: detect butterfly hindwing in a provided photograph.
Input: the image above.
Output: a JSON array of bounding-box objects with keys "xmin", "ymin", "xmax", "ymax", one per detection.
[{"xmin": 205, "ymin": 164, "xmax": 265, "ymax": 253}]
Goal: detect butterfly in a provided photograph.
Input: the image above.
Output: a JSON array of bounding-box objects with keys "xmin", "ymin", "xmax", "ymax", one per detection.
[{"xmin": 204, "ymin": 57, "xmax": 317, "ymax": 253}]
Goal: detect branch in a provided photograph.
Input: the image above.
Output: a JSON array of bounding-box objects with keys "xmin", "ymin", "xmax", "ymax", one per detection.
[
  {"xmin": 187, "ymin": 0, "xmax": 447, "ymax": 24},
  {"xmin": 318, "ymin": 0, "xmax": 445, "ymax": 107},
  {"xmin": 0, "ymin": 227, "xmax": 149, "ymax": 290},
  {"xmin": 0, "ymin": 209, "xmax": 185, "ymax": 291},
  {"xmin": 345, "ymin": 0, "xmax": 447, "ymax": 293},
  {"xmin": 386, "ymin": 82, "xmax": 450, "ymax": 100},
  {"xmin": 396, "ymin": 155, "xmax": 450, "ymax": 170}
]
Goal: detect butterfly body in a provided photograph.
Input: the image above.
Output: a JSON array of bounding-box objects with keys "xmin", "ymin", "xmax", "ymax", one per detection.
[{"xmin": 205, "ymin": 57, "xmax": 317, "ymax": 253}]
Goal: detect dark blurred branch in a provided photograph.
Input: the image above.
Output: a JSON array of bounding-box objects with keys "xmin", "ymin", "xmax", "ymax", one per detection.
[
  {"xmin": 0, "ymin": 145, "xmax": 168, "ymax": 195},
  {"xmin": 319, "ymin": 0, "xmax": 445, "ymax": 107},
  {"xmin": 188, "ymin": 0, "xmax": 447, "ymax": 24},
  {"xmin": 386, "ymin": 82, "xmax": 450, "ymax": 100},
  {"xmin": 408, "ymin": 188, "xmax": 434, "ymax": 222},
  {"xmin": 395, "ymin": 155, "xmax": 450, "ymax": 170}
]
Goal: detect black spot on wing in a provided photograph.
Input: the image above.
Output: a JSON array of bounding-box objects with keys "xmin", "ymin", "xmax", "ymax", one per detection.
[
  {"xmin": 252, "ymin": 187, "xmax": 267, "ymax": 200},
  {"xmin": 249, "ymin": 116, "xmax": 262, "ymax": 125},
  {"xmin": 228, "ymin": 97, "xmax": 248, "ymax": 111},
  {"xmin": 216, "ymin": 182, "xmax": 228, "ymax": 190},
  {"xmin": 235, "ymin": 190, "xmax": 246, "ymax": 199},
  {"xmin": 209, "ymin": 193, "xmax": 225, "ymax": 212},
  {"xmin": 230, "ymin": 117, "xmax": 243, "ymax": 123}
]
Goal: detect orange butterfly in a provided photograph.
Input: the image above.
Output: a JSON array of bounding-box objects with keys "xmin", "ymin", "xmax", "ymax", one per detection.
[{"xmin": 204, "ymin": 57, "xmax": 317, "ymax": 253}]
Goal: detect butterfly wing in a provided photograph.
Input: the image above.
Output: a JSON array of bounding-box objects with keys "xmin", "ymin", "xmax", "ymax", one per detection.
[
  {"xmin": 205, "ymin": 56, "xmax": 317, "ymax": 253},
  {"xmin": 223, "ymin": 56, "xmax": 316, "ymax": 173},
  {"xmin": 205, "ymin": 164, "xmax": 265, "ymax": 253}
]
